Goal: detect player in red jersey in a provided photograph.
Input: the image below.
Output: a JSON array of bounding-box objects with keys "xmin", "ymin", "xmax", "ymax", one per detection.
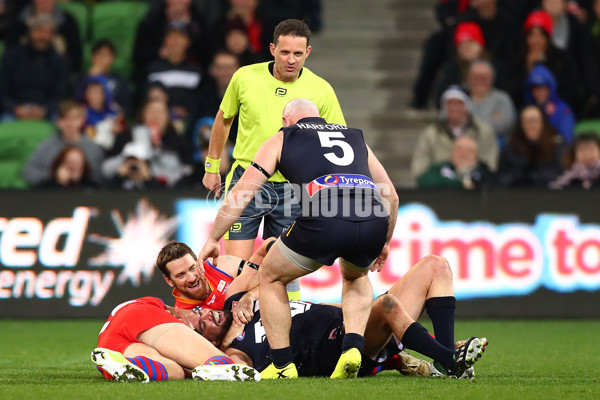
[
  {"xmin": 156, "ymin": 239, "xmax": 275, "ymax": 312},
  {"xmin": 92, "ymin": 296, "xmax": 260, "ymax": 382}
]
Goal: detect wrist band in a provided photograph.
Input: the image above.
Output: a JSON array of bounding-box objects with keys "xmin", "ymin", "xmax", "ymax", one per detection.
[
  {"xmin": 246, "ymin": 261, "xmax": 260, "ymax": 271},
  {"xmin": 204, "ymin": 156, "xmax": 221, "ymax": 173}
]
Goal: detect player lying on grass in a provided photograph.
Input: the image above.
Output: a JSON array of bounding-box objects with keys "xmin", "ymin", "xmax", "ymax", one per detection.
[
  {"xmin": 154, "ymin": 239, "xmax": 476, "ymax": 377},
  {"xmin": 91, "ymin": 296, "xmax": 260, "ymax": 383},
  {"xmin": 200, "ymin": 254, "xmax": 488, "ymax": 379}
]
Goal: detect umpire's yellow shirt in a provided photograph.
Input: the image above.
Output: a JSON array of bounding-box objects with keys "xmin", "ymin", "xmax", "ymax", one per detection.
[{"xmin": 220, "ymin": 61, "xmax": 346, "ymax": 183}]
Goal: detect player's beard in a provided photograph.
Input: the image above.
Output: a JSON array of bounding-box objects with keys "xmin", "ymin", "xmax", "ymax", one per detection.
[
  {"xmin": 180, "ymin": 274, "xmax": 212, "ymax": 301},
  {"xmin": 212, "ymin": 311, "xmax": 234, "ymax": 345}
]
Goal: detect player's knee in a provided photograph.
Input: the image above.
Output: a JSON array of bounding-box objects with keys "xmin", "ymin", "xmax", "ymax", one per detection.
[
  {"xmin": 380, "ymin": 294, "xmax": 400, "ymax": 313},
  {"xmin": 258, "ymin": 263, "xmax": 281, "ymax": 285},
  {"xmin": 422, "ymin": 255, "xmax": 452, "ymax": 280}
]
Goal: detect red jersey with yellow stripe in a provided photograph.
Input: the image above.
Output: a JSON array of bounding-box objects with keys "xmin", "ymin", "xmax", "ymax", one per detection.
[{"xmin": 172, "ymin": 260, "xmax": 233, "ymax": 310}]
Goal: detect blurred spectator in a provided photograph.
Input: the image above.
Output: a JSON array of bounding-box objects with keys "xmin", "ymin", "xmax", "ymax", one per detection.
[
  {"xmin": 417, "ymin": 135, "xmax": 494, "ymax": 189},
  {"xmin": 223, "ymin": 17, "xmax": 261, "ymax": 66},
  {"xmin": 461, "ymin": 0, "xmax": 519, "ymax": 61},
  {"xmin": 505, "ymin": 0, "xmax": 539, "ymax": 23},
  {"xmin": 75, "ymin": 39, "xmax": 133, "ymax": 117},
  {"xmin": 497, "ymin": 105, "xmax": 564, "ymax": 187},
  {"xmin": 197, "ymin": 50, "xmax": 240, "ymax": 124},
  {"xmin": 524, "ymin": 64, "xmax": 576, "ymax": 144},
  {"xmin": 411, "ymin": 86, "xmax": 498, "ymax": 179},
  {"xmin": 542, "ymin": 0, "xmax": 588, "ymax": 58},
  {"xmin": 8, "ymin": 0, "xmax": 82, "ymax": 72},
  {"xmin": 226, "ymin": 0, "xmax": 263, "ymax": 56},
  {"xmin": 466, "ymin": 60, "xmax": 517, "ymax": 146},
  {"xmin": 190, "ymin": 115, "xmax": 232, "ymax": 176},
  {"xmin": 78, "ymin": 75, "xmax": 127, "ymax": 152},
  {"xmin": 36, "ymin": 145, "xmax": 97, "ymax": 189},
  {"xmin": 506, "ymin": 10, "xmax": 580, "ymax": 111},
  {"xmin": 141, "ymin": 81, "xmax": 186, "ymax": 135},
  {"xmin": 22, "ymin": 100, "xmax": 104, "ymax": 186},
  {"xmin": 435, "ymin": 0, "xmax": 471, "ymax": 29},
  {"xmin": 103, "ymin": 99, "xmax": 192, "ymax": 187},
  {"xmin": 0, "ymin": 0, "xmax": 17, "ymax": 41},
  {"xmin": 133, "ymin": 0, "xmax": 210, "ymax": 81},
  {"xmin": 580, "ymin": 0, "xmax": 600, "ymax": 117},
  {"xmin": 550, "ymin": 133, "xmax": 600, "ymax": 189},
  {"xmin": 0, "ymin": 13, "xmax": 69, "ymax": 121},
  {"xmin": 144, "ymin": 23, "xmax": 203, "ymax": 130},
  {"xmin": 103, "ymin": 141, "xmax": 167, "ymax": 190},
  {"xmin": 542, "ymin": 0, "xmax": 589, "ymax": 109},
  {"xmin": 410, "ymin": 0, "xmax": 516, "ymax": 109},
  {"xmin": 434, "ymin": 21, "xmax": 489, "ymax": 105}
]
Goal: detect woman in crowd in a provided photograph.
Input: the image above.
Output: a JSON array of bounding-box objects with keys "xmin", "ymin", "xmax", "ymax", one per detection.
[{"xmin": 497, "ymin": 105, "xmax": 564, "ymax": 187}]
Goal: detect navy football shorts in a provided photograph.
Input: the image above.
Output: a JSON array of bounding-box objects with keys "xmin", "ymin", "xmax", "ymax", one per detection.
[{"xmin": 280, "ymin": 215, "xmax": 389, "ymax": 269}]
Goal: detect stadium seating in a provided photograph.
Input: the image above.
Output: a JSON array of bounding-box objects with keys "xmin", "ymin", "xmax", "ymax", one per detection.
[
  {"xmin": 89, "ymin": 1, "xmax": 150, "ymax": 79},
  {"xmin": 56, "ymin": 1, "xmax": 90, "ymax": 42},
  {"xmin": 574, "ymin": 119, "xmax": 600, "ymax": 137},
  {"xmin": 0, "ymin": 120, "xmax": 56, "ymax": 189}
]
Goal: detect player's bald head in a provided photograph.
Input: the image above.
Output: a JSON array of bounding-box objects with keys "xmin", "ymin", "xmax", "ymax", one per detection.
[{"xmin": 282, "ymin": 98, "xmax": 320, "ymax": 126}]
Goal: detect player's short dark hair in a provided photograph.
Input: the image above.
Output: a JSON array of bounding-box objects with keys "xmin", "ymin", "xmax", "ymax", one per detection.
[
  {"xmin": 91, "ymin": 39, "xmax": 116, "ymax": 55},
  {"xmin": 156, "ymin": 241, "xmax": 197, "ymax": 277},
  {"xmin": 273, "ymin": 19, "xmax": 311, "ymax": 46},
  {"xmin": 58, "ymin": 99, "xmax": 81, "ymax": 119}
]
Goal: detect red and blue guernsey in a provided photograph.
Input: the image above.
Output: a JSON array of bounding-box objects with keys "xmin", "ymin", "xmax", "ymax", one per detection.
[{"xmin": 172, "ymin": 260, "xmax": 233, "ymax": 310}]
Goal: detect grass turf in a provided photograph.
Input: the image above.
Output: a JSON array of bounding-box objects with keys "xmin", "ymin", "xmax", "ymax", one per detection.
[{"xmin": 0, "ymin": 319, "xmax": 599, "ymax": 400}]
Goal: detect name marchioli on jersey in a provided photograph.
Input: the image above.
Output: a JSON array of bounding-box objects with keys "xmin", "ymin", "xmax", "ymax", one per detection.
[{"xmin": 296, "ymin": 123, "xmax": 348, "ymax": 130}]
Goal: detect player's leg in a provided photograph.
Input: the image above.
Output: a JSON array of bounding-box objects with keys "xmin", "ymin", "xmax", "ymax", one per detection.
[
  {"xmin": 330, "ymin": 260, "xmax": 372, "ymax": 379},
  {"xmin": 364, "ymin": 294, "xmax": 456, "ymax": 374},
  {"xmin": 137, "ymin": 322, "xmax": 259, "ymax": 381},
  {"xmin": 224, "ymin": 239, "xmax": 255, "ymax": 259},
  {"xmin": 222, "ymin": 164, "xmax": 260, "ymax": 259},
  {"xmin": 386, "ymin": 255, "xmax": 456, "ymax": 350},
  {"xmin": 258, "ymin": 239, "xmax": 315, "ymax": 378},
  {"xmin": 123, "ymin": 342, "xmax": 184, "ymax": 380}
]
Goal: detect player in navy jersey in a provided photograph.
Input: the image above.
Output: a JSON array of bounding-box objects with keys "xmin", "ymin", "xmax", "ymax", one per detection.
[
  {"xmin": 196, "ymin": 254, "xmax": 488, "ymax": 379},
  {"xmin": 199, "ymin": 98, "xmax": 399, "ymax": 379}
]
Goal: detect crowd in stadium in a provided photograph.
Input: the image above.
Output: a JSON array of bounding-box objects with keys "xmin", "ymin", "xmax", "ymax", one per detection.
[
  {"xmin": 0, "ymin": 0, "xmax": 321, "ymax": 189},
  {"xmin": 411, "ymin": 0, "xmax": 600, "ymax": 190},
  {"xmin": 2, "ymin": 0, "xmax": 600, "ymax": 190}
]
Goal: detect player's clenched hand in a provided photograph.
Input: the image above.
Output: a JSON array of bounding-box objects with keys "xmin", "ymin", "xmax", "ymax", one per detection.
[
  {"xmin": 232, "ymin": 292, "xmax": 255, "ymax": 326},
  {"xmin": 370, "ymin": 242, "xmax": 390, "ymax": 272},
  {"xmin": 198, "ymin": 238, "xmax": 220, "ymax": 264},
  {"xmin": 203, "ymin": 172, "xmax": 222, "ymax": 197}
]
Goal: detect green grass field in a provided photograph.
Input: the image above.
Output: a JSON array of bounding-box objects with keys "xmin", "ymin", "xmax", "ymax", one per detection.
[{"xmin": 0, "ymin": 319, "xmax": 599, "ymax": 400}]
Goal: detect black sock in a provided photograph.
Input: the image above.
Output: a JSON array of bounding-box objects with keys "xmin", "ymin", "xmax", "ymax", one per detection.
[
  {"xmin": 271, "ymin": 347, "xmax": 293, "ymax": 368},
  {"xmin": 425, "ymin": 296, "xmax": 456, "ymax": 350},
  {"xmin": 401, "ymin": 322, "xmax": 455, "ymax": 372},
  {"xmin": 342, "ymin": 333, "xmax": 365, "ymax": 352}
]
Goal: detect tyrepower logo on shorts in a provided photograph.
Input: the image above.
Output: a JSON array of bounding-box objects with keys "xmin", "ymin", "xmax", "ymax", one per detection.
[
  {"xmin": 305, "ymin": 174, "xmax": 377, "ymax": 197},
  {"xmin": 0, "ymin": 199, "xmax": 177, "ymax": 307}
]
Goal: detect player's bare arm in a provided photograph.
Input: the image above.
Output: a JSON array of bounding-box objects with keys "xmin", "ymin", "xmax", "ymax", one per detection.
[
  {"xmin": 225, "ymin": 348, "xmax": 253, "ymax": 367},
  {"xmin": 367, "ymin": 145, "xmax": 399, "ymax": 272},
  {"xmin": 199, "ymin": 133, "xmax": 283, "ymax": 261},
  {"xmin": 203, "ymin": 109, "xmax": 235, "ymax": 197}
]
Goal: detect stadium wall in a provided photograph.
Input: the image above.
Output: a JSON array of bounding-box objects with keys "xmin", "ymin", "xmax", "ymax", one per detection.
[{"xmin": 0, "ymin": 189, "xmax": 599, "ymax": 318}]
